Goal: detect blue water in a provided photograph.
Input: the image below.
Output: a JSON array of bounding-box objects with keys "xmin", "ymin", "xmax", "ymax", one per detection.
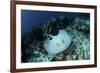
[{"xmin": 21, "ymin": 10, "xmax": 90, "ymax": 35}]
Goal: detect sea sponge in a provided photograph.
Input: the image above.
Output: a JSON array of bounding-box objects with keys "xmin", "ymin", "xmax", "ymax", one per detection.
[{"xmin": 44, "ymin": 29, "xmax": 72, "ymax": 55}]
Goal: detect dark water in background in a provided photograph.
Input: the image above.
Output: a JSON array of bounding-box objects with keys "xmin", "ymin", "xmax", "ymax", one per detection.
[{"xmin": 21, "ymin": 10, "xmax": 90, "ymax": 35}]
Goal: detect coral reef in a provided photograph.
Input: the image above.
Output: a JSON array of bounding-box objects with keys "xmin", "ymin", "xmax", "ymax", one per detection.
[{"xmin": 21, "ymin": 16, "xmax": 90, "ymax": 63}]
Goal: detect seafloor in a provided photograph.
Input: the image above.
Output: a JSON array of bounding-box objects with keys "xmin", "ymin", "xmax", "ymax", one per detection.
[{"xmin": 21, "ymin": 16, "xmax": 90, "ymax": 63}]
